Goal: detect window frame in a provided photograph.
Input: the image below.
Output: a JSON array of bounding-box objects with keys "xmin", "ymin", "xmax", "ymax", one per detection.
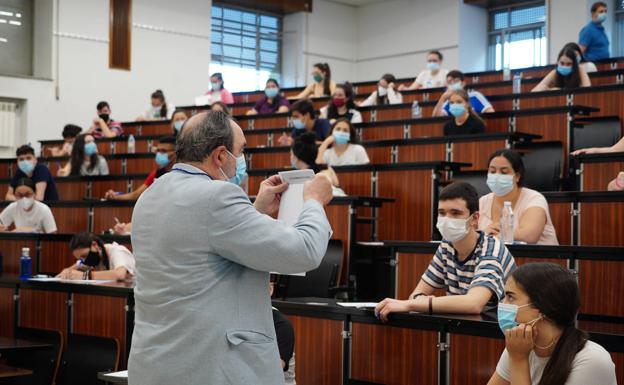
[
  {"xmin": 615, "ymin": 0, "xmax": 624, "ymax": 57},
  {"xmin": 486, "ymin": 1, "xmax": 547, "ymax": 71}
]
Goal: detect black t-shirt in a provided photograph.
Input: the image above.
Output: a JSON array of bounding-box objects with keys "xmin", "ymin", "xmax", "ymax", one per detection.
[
  {"xmin": 291, "ymin": 118, "xmax": 331, "ymax": 141},
  {"xmin": 10, "ymin": 163, "xmax": 59, "ymax": 201},
  {"xmin": 272, "ymin": 309, "xmax": 294, "ymax": 372},
  {"xmin": 443, "ymin": 114, "xmax": 485, "ymax": 136}
]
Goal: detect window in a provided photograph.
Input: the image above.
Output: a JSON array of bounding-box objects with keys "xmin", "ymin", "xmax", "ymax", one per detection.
[
  {"xmin": 487, "ymin": 2, "xmax": 547, "ymax": 71},
  {"xmin": 616, "ymin": 0, "xmax": 624, "ymax": 57},
  {"xmin": 0, "ymin": 0, "xmax": 33, "ymax": 76},
  {"xmin": 211, "ymin": 4, "xmax": 281, "ymax": 92}
]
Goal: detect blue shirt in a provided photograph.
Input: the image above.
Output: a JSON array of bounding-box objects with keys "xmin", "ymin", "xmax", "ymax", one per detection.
[
  {"xmin": 10, "ymin": 163, "xmax": 59, "ymax": 201},
  {"xmin": 579, "ymin": 21, "xmax": 610, "ymax": 61},
  {"xmin": 291, "ymin": 118, "xmax": 331, "ymax": 141}
]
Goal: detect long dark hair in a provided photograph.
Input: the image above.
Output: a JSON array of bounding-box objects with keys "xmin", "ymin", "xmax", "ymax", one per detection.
[
  {"xmin": 69, "ymin": 134, "xmax": 99, "ymax": 176},
  {"xmin": 377, "ymin": 73, "xmax": 399, "ymax": 105},
  {"xmin": 69, "ymin": 232, "xmax": 110, "ymax": 269},
  {"xmin": 448, "ymin": 89, "xmax": 484, "ymax": 125},
  {"xmin": 511, "ymin": 263, "xmax": 588, "ymax": 385},
  {"xmin": 314, "ymin": 63, "xmax": 332, "ymax": 96},
  {"xmin": 331, "ymin": 118, "xmax": 360, "ymax": 144},
  {"xmin": 327, "ymin": 83, "xmax": 357, "ymax": 120},
  {"xmin": 553, "ymin": 49, "xmax": 581, "ymax": 89},
  {"xmin": 487, "ymin": 149, "xmax": 525, "ymax": 186},
  {"xmin": 562, "ymin": 42, "xmax": 585, "ymax": 63},
  {"xmin": 151, "ymin": 90, "xmax": 167, "ymax": 118}
]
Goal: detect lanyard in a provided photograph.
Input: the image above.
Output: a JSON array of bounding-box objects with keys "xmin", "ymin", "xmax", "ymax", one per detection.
[{"xmin": 171, "ymin": 167, "xmax": 213, "ymax": 179}]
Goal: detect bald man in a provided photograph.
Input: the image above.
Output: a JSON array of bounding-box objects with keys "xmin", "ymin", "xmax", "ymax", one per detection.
[{"xmin": 128, "ymin": 111, "xmax": 333, "ymax": 385}]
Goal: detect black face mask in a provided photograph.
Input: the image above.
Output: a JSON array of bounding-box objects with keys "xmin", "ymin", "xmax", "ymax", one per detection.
[
  {"xmin": 82, "ymin": 250, "xmax": 101, "ymax": 267},
  {"xmin": 99, "ymin": 114, "xmax": 110, "ymax": 122}
]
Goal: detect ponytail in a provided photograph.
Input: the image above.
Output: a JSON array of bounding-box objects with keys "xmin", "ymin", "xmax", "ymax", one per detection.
[
  {"xmin": 322, "ymin": 63, "xmax": 332, "ymax": 96},
  {"xmin": 538, "ymin": 326, "xmax": 588, "ymax": 385}
]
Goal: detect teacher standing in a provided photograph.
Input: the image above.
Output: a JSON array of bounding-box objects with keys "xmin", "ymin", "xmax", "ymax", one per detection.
[{"xmin": 128, "ymin": 111, "xmax": 333, "ymax": 385}]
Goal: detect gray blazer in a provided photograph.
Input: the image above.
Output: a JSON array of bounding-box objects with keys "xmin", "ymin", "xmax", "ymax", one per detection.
[{"xmin": 128, "ymin": 163, "xmax": 332, "ymax": 385}]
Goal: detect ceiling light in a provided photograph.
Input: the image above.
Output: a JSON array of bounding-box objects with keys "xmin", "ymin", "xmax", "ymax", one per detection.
[
  {"xmin": 16, "ymin": 13, "xmax": 21, "ymax": 18},
  {"xmin": 0, "ymin": 19, "xmax": 6, "ymax": 23},
  {"xmin": 0, "ymin": 37, "xmax": 7, "ymax": 43},
  {"xmin": 0, "ymin": 11, "xmax": 13, "ymax": 17},
  {"xmin": 9, "ymin": 20, "xmax": 21, "ymax": 26}
]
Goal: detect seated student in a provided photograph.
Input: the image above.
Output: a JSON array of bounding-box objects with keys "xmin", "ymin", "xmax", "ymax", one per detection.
[
  {"xmin": 480, "ymin": 150, "xmax": 559, "ymax": 245},
  {"xmin": 58, "ymin": 134, "xmax": 109, "ymax": 177},
  {"xmin": 563, "ymin": 42, "xmax": 597, "ymax": 73},
  {"xmin": 57, "ymin": 232, "xmax": 135, "ymax": 281},
  {"xmin": 375, "ymin": 182, "xmax": 516, "ymax": 320},
  {"xmin": 320, "ymin": 83, "xmax": 362, "ymax": 124},
  {"xmin": 88, "ymin": 101, "xmax": 124, "ymax": 138},
  {"xmin": 399, "ymin": 50, "xmax": 449, "ymax": 90},
  {"xmin": 531, "ymin": 48, "xmax": 591, "ymax": 92},
  {"xmin": 572, "ymin": 136, "xmax": 624, "ymax": 191},
  {"xmin": 49, "ymin": 124, "xmax": 82, "ymax": 157},
  {"xmin": 269, "ymin": 281, "xmax": 296, "ymax": 385},
  {"xmin": 432, "ymin": 70, "xmax": 494, "ymax": 117},
  {"xmin": 316, "ymin": 119, "xmax": 369, "ymax": 166},
  {"xmin": 6, "ymin": 145, "xmax": 59, "ymax": 201},
  {"xmin": 578, "ymin": 2, "xmax": 610, "ymax": 62},
  {"xmin": 442, "ymin": 90, "xmax": 486, "ymax": 136},
  {"xmin": 171, "ymin": 110, "xmax": 188, "ymax": 136},
  {"xmin": 487, "ymin": 263, "xmax": 617, "ymax": 385},
  {"xmin": 291, "ymin": 132, "xmax": 344, "ymax": 196},
  {"xmin": 210, "ymin": 101, "xmax": 232, "ymax": 116},
  {"xmin": 137, "ymin": 90, "xmax": 174, "ymax": 121},
  {"xmin": 0, "ymin": 178, "xmax": 57, "ymax": 233},
  {"xmin": 358, "ymin": 73, "xmax": 403, "ymax": 107},
  {"xmin": 104, "ymin": 136, "xmax": 176, "ymax": 200},
  {"xmin": 294, "ymin": 63, "xmax": 336, "ymax": 99},
  {"xmin": 204, "ymin": 72, "xmax": 234, "ymax": 105},
  {"xmin": 278, "ymin": 99, "xmax": 331, "ymax": 146},
  {"xmin": 247, "ymin": 78, "xmax": 291, "ymax": 115}
]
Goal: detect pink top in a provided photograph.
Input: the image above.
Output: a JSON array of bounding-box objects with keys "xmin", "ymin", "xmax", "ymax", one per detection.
[
  {"xmin": 204, "ymin": 88, "xmax": 234, "ymax": 104},
  {"xmin": 479, "ymin": 188, "xmax": 559, "ymax": 246}
]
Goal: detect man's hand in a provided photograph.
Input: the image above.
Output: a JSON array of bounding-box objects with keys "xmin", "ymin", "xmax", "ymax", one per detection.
[
  {"xmin": 303, "ymin": 174, "xmax": 332, "ymax": 206},
  {"xmin": 254, "ymin": 175, "xmax": 289, "ymax": 216}
]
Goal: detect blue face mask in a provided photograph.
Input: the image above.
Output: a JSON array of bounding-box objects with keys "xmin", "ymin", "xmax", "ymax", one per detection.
[
  {"xmin": 449, "ymin": 103, "xmax": 466, "ymax": 117},
  {"xmin": 333, "ymin": 131, "xmax": 350, "ymax": 145},
  {"xmin": 487, "ymin": 173, "xmax": 515, "ymax": 196},
  {"xmin": 84, "ymin": 142, "xmax": 98, "ymax": 156},
  {"xmin": 293, "ymin": 118, "xmax": 305, "ymax": 130},
  {"xmin": 18, "ymin": 160, "xmax": 35, "ymax": 175},
  {"xmin": 557, "ymin": 65, "xmax": 573, "ymax": 76},
  {"xmin": 596, "ymin": 12, "xmax": 607, "ymax": 23},
  {"xmin": 448, "ymin": 82, "xmax": 462, "ymax": 91},
  {"xmin": 265, "ymin": 88, "xmax": 279, "ymax": 98},
  {"xmin": 427, "ymin": 62, "xmax": 440, "ymax": 71},
  {"xmin": 173, "ymin": 120, "xmax": 184, "ymax": 132},
  {"xmin": 155, "ymin": 152, "xmax": 170, "ymax": 168},
  {"xmin": 291, "ymin": 157, "xmax": 299, "ymax": 169},
  {"xmin": 497, "ymin": 302, "xmax": 541, "ymax": 333},
  {"xmin": 220, "ymin": 151, "xmax": 246, "ymax": 186},
  {"xmin": 211, "ymin": 82, "xmax": 221, "ymax": 91}
]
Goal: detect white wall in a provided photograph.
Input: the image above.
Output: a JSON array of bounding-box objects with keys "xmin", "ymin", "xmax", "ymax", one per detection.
[
  {"xmin": 0, "ymin": 0, "xmax": 212, "ymax": 149},
  {"xmin": 458, "ymin": 1, "xmax": 488, "ymax": 73}
]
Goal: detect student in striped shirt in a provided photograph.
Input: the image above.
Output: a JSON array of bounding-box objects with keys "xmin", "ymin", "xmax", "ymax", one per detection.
[{"xmin": 375, "ymin": 182, "xmax": 516, "ymax": 320}]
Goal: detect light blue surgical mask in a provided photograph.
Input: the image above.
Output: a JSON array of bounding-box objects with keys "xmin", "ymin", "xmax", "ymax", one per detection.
[
  {"xmin": 84, "ymin": 142, "xmax": 98, "ymax": 156},
  {"xmin": 18, "ymin": 160, "xmax": 35, "ymax": 175},
  {"xmin": 173, "ymin": 120, "xmax": 184, "ymax": 132},
  {"xmin": 155, "ymin": 152, "xmax": 169, "ymax": 168},
  {"xmin": 497, "ymin": 302, "xmax": 542, "ymax": 333},
  {"xmin": 596, "ymin": 12, "xmax": 607, "ymax": 23},
  {"xmin": 449, "ymin": 103, "xmax": 466, "ymax": 117},
  {"xmin": 265, "ymin": 88, "xmax": 279, "ymax": 98},
  {"xmin": 557, "ymin": 65, "xmax": 573, "ymax": 76},
  {"xmin": 448, "ymin": 82, "xmax": 462, "ymax": 91},
  {"xmin": 291, "ymin": 157, "xmax": 299, "ymax": 169},
  {"xmin": 576, "ymin": 55, "xmax": 582, "ymax": 64},
  {"xmin": 487, "ymin": 173, "xmax": 515, "ymax": 196},
  {"xmin": 293, "ymin": 119, "xmax": 305, "ymax": 130},
  {"xmin": 220, "ymin": 151, "xmax": 247, "ymax": 185},
  {"xmin": 427, "ymin": 62, "xmax": 441, "ymax": 71},
  {"xmin": 211, "ymin": 82, "xmax": 221, "ymax": 91},
  {"xmin": 333, "ymin": 131, "xmax": 350, "ymax": 145}
]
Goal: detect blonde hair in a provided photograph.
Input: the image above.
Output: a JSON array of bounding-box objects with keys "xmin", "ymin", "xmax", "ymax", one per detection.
[{"xmin": 448, "ymin": 89, "xmax": 483, "ymax": 124}]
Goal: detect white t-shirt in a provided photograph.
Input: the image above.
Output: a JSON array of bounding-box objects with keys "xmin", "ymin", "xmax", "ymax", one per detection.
[
  {"xmin": 495, "ymin": 340, "xmax": 617, "ymax": 385},
  {"xmin": 0, "ymin": 201, "xmax": 57, "ymax": 233},
  {"xmin": 75, "ymin": 242, "xmax": 135, "ymax": 275},
  {"xmin": 323, "ymin": 144, "xmax": 370, "ymax": 166},
  {"xmin": 415, "ymin": 68, "xmax": 449, "ymax": 88}
]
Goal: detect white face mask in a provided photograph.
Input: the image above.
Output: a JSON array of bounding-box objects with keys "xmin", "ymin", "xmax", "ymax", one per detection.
[
  {"xmin": 377, "ymin": 85, "xmax": 388, "ymax": 96},
  {"xmin": 436, "ymin": 216, "xmax": 470, "ymax": 242},
  {"xmin": 17, "ymin": 197, "xmax": 35, "ymax": 211}
]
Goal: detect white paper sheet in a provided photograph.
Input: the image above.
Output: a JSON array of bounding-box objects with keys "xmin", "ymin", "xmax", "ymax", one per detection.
[
  {"xmin": 277, "ymin": 169, "xmax": 315, "ymax": 226},
  {"xmin": 28, "ymin": 277, "xmax": 62, "ymax": 282},
  {"xmin": 337, "ymin": 302, "xmax": 378, "ymax": 308},
  {"xmin": 194, "ymin": 95, "xmax": 211, "ymax": 106},
  {"xmin": 103, "ymin": 370, "xmax": 128, "ymax": 378}
]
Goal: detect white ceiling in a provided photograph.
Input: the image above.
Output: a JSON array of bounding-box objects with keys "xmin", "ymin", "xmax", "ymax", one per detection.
[{"xmin": 327, "ymin": 0, "xmax": 390, "ymax": 7}]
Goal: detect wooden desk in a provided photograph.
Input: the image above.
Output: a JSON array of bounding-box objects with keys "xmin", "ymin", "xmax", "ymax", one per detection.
[
  {"xmin": 571, "ymin": 152, "xmax": 624, "ymax": 192},
  {"xmin": 0, "ymin": 364, "xmax": 33, "ymax": 379},
  {"xmin": 0, "ymin": 336, "xmax": 52, "ymax": 352}
]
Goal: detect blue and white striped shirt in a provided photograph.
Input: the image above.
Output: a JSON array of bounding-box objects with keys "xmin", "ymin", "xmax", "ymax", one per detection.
[{"xmin": 422, "ymin": 232, "xmax": 516, "ymax": 307}]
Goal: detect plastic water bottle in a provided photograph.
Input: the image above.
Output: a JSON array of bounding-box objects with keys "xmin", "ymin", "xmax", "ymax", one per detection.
[
  {"xmin": 500, "ymin": 201, "xmax": 514, "ymax": 244},
  {"xmin": 19, "ymin": 247, "xmax": 32, "ymax": 280},
  {"xmin": 512, "ymin": 72, "xmax": 522, "ymax": 94},
  {"xmin": 503, "ymin": 67, "xmax": 511, "ymax": 81},
  {"xmin": 128, "ymin": 134, "xmax": 136, "ymax": 154},
  {"xmin": 411, "ymin": 100, "xmax": 422, "ymax": 118}
]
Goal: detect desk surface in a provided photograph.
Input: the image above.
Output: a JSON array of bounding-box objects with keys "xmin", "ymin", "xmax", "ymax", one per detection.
[{"xmin": 0, "ymin": 336, "xmax": 52, "ymax": 352}]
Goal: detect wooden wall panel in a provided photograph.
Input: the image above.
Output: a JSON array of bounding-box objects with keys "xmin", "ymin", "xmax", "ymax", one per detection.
[
  {"xmin": 93, "ymin": 206, "xmax": 134, "ymax": 234},
  {"xmin": 549, "ymin": 202, "xmax": 572, "ymax": 246},
  {"xmin": 248, "ymin": 152, "xmax": 290, "ymax": 170},
  {"xmin": 55, "ymin": 181, "xmax": 88, "ymax": 201},
  {"xmin": 483, "ymin": 117, "xmax": 509, "ymax": 133},
  {"xmin": 107, "ymin": 159, "xmax": 123, "ymax": 175},
  {"xmin": 449, "ymin": 334, "xmax": 504, "ymax": 385},
  {"xmin": 518, "ymin": 95, "xmax": 566, "ymax": 110},
  {"xmin": 361, "ymin": 125, "xmax": 405, "ymax": 142},
  {"xmin": 513, "ymin": 256, "xmax": 567, "ymax": 268},
  {"xmin": 580, "ymin": 202, "xmax": 624, "ymax": 247},
  {"xmin": 0, "ymin": 162, "xmax": 12, "ymax": 179},
  {"xmin": 40, "ymin": 240, "xmax": 74, "ymax": 275},
  {"xmin": 351, "ymin": 322, "xmax": 438, "ymax": 385},
  {"xmin": 377, "ymin": 170, "xmax": 433, "ymax": 241},
  {"xmin": 516, "ymin": 114, "xmax": 568, "ymax": 145},
  {"xmin": 19, "ymin": 289, "xmax": 67, "ymax": 333},
  {"xmin": 397, "ymin": 143, "xmax": 446, "ymax": 163},
  {"xmin": 0, "ymin": 240, "xmax": 38, "ymax": 275},
  {"xmin": 335, "ymin": 171, "xmax": 372, "ymax": 197},
  {"xmin": 578, "ymin": 260, "xmax": 624, "ymax": 317},
  {"xmin": 72, "ymin": 294, "xmax": 126, "ymax": 367},
  {"xmin": 582, "ymin": 162, "xmax": 624, "ymax": 191},
  {"xmin": 453, "ymin": 140, "xmax": 506, "ymax": 170},
  {"xmin": 244, "ymin": 133, "xmax": 270, "ymax": 148},
  {"xmin": 109, "ymin": 0, "xmax": 132, "ymax": 70},
  {"xmin": 240, "ymin": 116, "xmax": 288, "ymax": 130},
  {"xmin": 126, "ymin": 158, "xmax": 155, "ymax": 175},
  {"xmin": 411, "ymin": 123, "xmax": 444, "ymax": 138},
  {"xmin": 92, "ymin": 180, "xmax": 135, "ymax": 199},
  {"xmin": 575, "ymin": 90, "xmax": 624, "ymax": 121},
  {"xmin": 0, "ymin": 287, "xmax": 15, "ymax": 337},
  {"xmin": 366, "ymin": 147, "xmax": 392, "ymax": 164},
  {"xmin": 284, "ymin": 315, "xmax": 342, "ymax": 385},
  {"xmin": 115, "ymin": 139, "xmax": 151, "ymax": 154},
  {"xmin": 396, "ymin": 252, "xmax": 445, "ymax": 299},
  {"xmin": 137, "ymin": 124, "xmax": 174, "ymax": 136},
  {"xmin": 50, "ymin": 207, "xmax": 89, "ymax": 234},
  {"xmin": 375, "ymin": 108, "xmax": 413, "ymax": 122}
]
